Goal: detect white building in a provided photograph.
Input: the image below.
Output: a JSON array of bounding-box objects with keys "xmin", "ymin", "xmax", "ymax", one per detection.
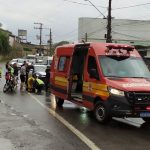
[{"xmin": 78, "ymin": 17, "xmax": 150, "ymax": 56}]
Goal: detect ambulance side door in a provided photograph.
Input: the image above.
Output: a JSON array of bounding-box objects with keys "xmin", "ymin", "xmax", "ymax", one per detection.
[
  {"xmin": 54, "ymin": 56, "xmax": 70, "ymax": 99},
  {"xmin": 83, "ymin": 54, "xmax": 101, "ymax": 99}
]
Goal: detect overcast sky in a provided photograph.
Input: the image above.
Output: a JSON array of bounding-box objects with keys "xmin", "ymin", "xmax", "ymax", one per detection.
[{"xmin": 0, "ymin": 0, "xmax": 150, "ymax": 44}]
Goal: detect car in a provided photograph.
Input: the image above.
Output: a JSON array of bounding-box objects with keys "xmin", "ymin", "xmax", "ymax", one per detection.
[
  {"xmin": 26, "ymin": 59, "xmax": 36, "ymax": 65},
  {"xmin": 42, "ymin": 56, "xmax": 53, "ymax": 66},
  {"xmin": 33, "ymin": 64, "xmax": 47, "ymax": 83},
  {"xmin": 17, "ymin": 58, "xmax": 26, "ymax": 68},
  {"xmin": 10, "ymin": 59, "xmax": 18, "ymax": 65},
  {"xmin": 10, "ymin": 58, "xmax": 25, "ymax": 69}
]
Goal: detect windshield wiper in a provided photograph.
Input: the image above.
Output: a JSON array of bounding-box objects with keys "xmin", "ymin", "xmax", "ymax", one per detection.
[
  {"xmin": 105, "ymin": 76, "xmax": 122, "ymax": 78},
  {"xmin": 130, "ymin": 77, "xmax": 147, "ymax": 78}
]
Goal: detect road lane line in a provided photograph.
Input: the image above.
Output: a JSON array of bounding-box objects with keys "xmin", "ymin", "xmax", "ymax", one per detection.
[{"xmin": 28, "ymin": 93, "xmax": 101, "ymax": 150}]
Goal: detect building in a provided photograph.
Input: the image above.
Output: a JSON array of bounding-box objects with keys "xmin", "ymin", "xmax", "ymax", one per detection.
[
  {"xmin": 0, "ymin": 28, "xmax": 21, "ymax": 47},
  {"xmin": 78, "ymin": 17, "xmax": 150, "ymax": 56}
]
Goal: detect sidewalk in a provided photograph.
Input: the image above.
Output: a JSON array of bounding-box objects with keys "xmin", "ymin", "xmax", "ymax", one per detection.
[{"xmin": 0, "ymin": 100, "xmax": 52, "ymax": 150}]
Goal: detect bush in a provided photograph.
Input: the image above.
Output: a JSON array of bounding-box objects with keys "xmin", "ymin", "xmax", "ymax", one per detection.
[{"xmin": 0, "ymin": 31, "xmax": 11, "ymax": 56}]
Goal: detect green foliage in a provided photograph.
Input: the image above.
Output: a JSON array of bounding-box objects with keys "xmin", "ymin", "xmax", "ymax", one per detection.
[
  {"xmin": 24, "ymin": 47, "xmax": 31, "ymax": 51},
  {"xmin": 53, "ymin": 41, "xmax": 70, "ymax": 48},
  {"xmin": 0, "ymin": 31, "xmax": 10, "ymax": 55},
  {"xmin": 50, "ymin": 41, "xmax": 69, "ymax": 55}
]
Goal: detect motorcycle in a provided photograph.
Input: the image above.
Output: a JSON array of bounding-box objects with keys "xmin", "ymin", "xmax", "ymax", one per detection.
[{"xmin": 3, "ymin": 73, "xmax": 17, "ymax": 93}]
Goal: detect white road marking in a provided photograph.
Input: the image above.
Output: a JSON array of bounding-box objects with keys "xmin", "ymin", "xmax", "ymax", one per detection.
[{"xmin": 28, "ymin": 93, "xmax": 101, "ymax": 150}]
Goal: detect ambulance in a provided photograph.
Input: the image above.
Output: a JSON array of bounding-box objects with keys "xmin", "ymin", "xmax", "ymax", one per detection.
[{"xmin": 50, "ymin": 42, "xmax": 150, "ymax": 123}]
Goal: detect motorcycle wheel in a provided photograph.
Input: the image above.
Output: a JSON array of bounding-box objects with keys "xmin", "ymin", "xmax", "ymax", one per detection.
[{"xmin": 3, "ymin": 84, "xmax": 9, "ymax": 93}]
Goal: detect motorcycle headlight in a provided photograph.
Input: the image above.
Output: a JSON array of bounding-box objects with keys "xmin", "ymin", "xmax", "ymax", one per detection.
[{"xmin": 108, "ymin": 87, "xmax": 124, "ymax": 96}]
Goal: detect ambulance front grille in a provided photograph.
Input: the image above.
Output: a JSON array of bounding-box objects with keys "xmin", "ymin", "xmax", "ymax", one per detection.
[{"xmin": 126, "ymin": 92, "xmax": 150, "ymax": 104}]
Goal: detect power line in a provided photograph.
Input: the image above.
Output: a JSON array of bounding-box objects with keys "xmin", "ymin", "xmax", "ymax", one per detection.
[
  {"xmin": 112, "ymin": 2, "xmax": 150, "ymax": 10},
  {"xmin": 87, "ymin": 27, "xmax": 105, "ymax": 37},
  {"xmin": 63, "ymin": 0, "xmax": 150, "ymax": 11},
  {"xmin": 34, "ymin": 22, "xmax": 43, "ymax": 54},
  {"xmin": 84, "ymin": 0, "xmax": 106, "ymax": 18},
  {"xmin": 112, "ymin": 31, "xmax": 150, "ymax": 42},
  {"xmin": 112, "ymin": 20, "xmax": 150, "ymax": 28},
  {"xmin": 57, "ymin": 14, "xmax": 103, "ymax": 39},
  {"xmin": 63, "ymin": 0, "xmax": 106, "ymax": 8},
  {"xmin": 57, "ymin": 28, "xmax": 78, "ymax": 38},
  {"xmin": 58, "ymin": 0, "xmax": 150, "ymax": 42},
  {"xmin": 84, "ymin": 19, "xmax": 150, "ymax": 41}
]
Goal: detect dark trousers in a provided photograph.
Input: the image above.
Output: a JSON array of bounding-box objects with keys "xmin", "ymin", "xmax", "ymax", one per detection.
[
  {"xmin": 34, "ymin": 84, "xmax": 44, "ymax": 93},
  {"xmin": 45, "ymin": 79, "xmax": 50, "ymax": 92}
]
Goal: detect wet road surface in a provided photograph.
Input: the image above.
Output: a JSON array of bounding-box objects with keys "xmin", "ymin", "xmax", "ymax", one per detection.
[{"xmin": 0, "ymin": 64, "xmax": 150, "ymax": 150}]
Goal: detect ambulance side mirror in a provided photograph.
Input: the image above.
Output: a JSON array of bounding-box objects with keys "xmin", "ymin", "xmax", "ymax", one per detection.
[{"xmin": 89, "ymin": 68, "xmax": 99, "ymax": 80}]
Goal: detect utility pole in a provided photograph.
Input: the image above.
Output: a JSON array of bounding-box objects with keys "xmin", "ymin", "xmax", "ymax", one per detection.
[
  {"xmin": 84, "ymin": 0, "xmax": 112, "ymax": 43},
  {"xmin": 45, "ymin": 28, "xmax": 52, "ymax": 56},
  {"xmin": 85, "ymin": 32, "xmax": 87, "ymax": 42},
  {"xmin": 34, "ymin": 22, "xmax": 43, "ymax": 55},
  {"xmin": 49, "ymin": 28, "xmax": 52, "ymax": 56},
  {"xmin": 106, "ymin": 0, "xmax": 112, "ymax": 43}
]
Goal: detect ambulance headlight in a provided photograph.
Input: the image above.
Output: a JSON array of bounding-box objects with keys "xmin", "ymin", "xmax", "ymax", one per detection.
[{"xmin": 108, "ymin": 87, "xmax": 124, "ymax": 96}]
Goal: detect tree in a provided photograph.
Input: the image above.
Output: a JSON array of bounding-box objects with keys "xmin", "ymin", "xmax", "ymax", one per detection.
[
  {"xmin": 0, "ymin": 31, "xmax": 11, "ymax": 55},
  {"xmin": 54, "ymin": 41, "xmax": 70, "ymax": 48},
  {"xmin": 50, "ymin": 41, "xmax": 70, "ymax": 55}
]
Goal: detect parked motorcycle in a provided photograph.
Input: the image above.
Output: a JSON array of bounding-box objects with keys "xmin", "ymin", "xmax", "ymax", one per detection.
[{"xmin": 3, "ymin": 74, "xmax": 17, "ymax": 93}]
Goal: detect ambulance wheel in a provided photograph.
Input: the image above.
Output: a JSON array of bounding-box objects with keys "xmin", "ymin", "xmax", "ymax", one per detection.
[
  {"xmin": 56, "ymin": 97, "xmax": 64, "ymax": 107},
  {"xmin": 94, "ymin": 101, "xmax": 110, "ymax": 124},
  {"xmin": 142, "ymin": 118, "xmax": 150, "ymax": 123}
]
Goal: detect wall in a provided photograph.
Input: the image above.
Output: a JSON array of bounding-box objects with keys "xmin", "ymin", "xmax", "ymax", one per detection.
[{"xmin": 78, "ymin": 18, "xmax": 150, "ymax": 46}]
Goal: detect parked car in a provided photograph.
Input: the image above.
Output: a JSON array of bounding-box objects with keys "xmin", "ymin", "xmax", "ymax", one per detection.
[
  {"xmin": 33, "ymin": 64, "xmax": 47, "ymax": 82},
  {"xmin": 26, "ymin": 59, "xmax": 35, "ymax": 65},
  {"xmin": 42, "ymin": 56, "xmax": 53, "ymax": 66},
  {"xmin": 10, "ymin": 58, "xmax": 25, "ymax": 69},
  {"xmin": 10, "ymin": 59, "xmax": 18, "ymax": 65},
  {"xmin": 17, "ymin": 58, "xmax": 26, "ymax": 68}
]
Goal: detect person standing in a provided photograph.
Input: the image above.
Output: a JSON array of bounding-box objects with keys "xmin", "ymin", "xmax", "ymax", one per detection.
[
  {"xmin": 5, "ymin": 61, "xmax": 9, "ymax": 70},
  {"xmin": 0, "ymin": 65, "xmax": 2, "ymax": 79},
  {"xmin": 20, "ymin": 62, "xmax": 26, "ymax": 91},
  {"xmin": 13, "ymin": 63, "xmax": 19, "ymax": 85},
  {"xmin": 13, "ymin": 63, "xmax": 18, "ymax": 76},
  {"xmin": 45, "ymin": 66, "xmax": 50, "ymax": 92},
  {"xmin": 25, "ymin": 63, "xmax": 30, "ymax": 91}
]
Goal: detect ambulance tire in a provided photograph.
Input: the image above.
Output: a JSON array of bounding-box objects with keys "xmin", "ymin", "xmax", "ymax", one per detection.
[
  {"xmin": 94, "ymin": 101, "xmax": 110, "ymax": 124},
  {"xmin": 56, "ymin": 97, "xmax": 64, "ymax": 107},
  {"xmin": 142, "ymin": 118, "xmax": 150, "ymax": 123}
]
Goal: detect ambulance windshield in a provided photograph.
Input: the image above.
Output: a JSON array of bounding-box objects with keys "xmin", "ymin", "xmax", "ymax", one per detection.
[{"xmin": 99, "ymin": 56, "xmax": 150, "ymax": 78}]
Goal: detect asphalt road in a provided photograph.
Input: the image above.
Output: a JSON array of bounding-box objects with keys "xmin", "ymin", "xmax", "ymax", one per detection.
[{"xmin": 0, "ymin": 64, "xmax": 150, "ymax": 150}]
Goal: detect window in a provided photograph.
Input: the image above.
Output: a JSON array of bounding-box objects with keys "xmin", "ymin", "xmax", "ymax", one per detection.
[
  {"xmin": 88, "ymin": 56, "xmax": 99, "ymax": 80},
  {"xmin": 58, "ymin": 57, "xmax": 67, "ymax": 71},
  {"xmin": 99, "ymin": 56, "xmax": 150, "ymax": 78}
]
